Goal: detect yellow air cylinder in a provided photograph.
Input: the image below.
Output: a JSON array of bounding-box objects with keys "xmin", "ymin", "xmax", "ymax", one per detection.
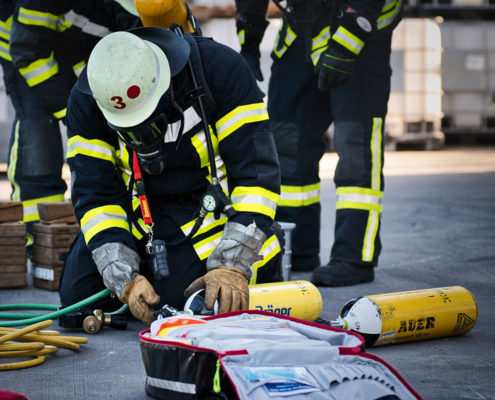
[
  {"xmin": 248, "ymin": 280, "xmax": 323, "ymax": 322},
  {"xmin": 134, "ymin": 0, "xmax": 194, "ymax": 32},
  {"xmin": 338, "ymin": 286, "xmax": 478, "ymax": 347}
]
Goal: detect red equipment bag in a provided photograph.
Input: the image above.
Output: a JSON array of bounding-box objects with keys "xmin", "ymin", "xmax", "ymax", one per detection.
[{"xmin": 140, "ymin": 310, "xmax": 422, "ymax": 400}]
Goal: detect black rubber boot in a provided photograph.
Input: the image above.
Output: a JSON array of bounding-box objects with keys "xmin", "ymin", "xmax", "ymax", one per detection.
[
  {"xmin": 311, "ymin": 260, "xmax": 374, "ymax": 286},
  {"xmin": 291, "ymin": 254, "xmax": 320, "ymax": 272}
]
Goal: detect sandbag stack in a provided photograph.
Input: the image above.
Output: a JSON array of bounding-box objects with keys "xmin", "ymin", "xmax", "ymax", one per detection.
[
  {"xmin": 0, "ymin": 201, "xmax": 27, "ymax": 288},
  {"xmin": 32, "ymin": 202, "xmax": 79, "ymax": 291}
]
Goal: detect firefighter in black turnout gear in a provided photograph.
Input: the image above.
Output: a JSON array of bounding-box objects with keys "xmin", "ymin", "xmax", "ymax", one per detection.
[
  {"xmin": 59, "ymin": 27, "xmax": 282, "ymax": 324},
  {"xmin": 235, "ymin": 0, "xmax": 402, "ymax": 286},
  {"xmin": 5, "ymin": 0, "xmax": 138, "ymax": 244}
]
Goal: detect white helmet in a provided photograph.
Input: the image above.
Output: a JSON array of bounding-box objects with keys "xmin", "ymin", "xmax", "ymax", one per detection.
[{"xmin": 87, "ymin": 31, "xmax": 171, "ymax": 128}]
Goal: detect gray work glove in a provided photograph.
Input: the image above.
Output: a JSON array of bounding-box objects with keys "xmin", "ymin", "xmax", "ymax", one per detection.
[
  {"xmin": 91, "ymin": 242, "xmax": 140, "ymax": 298},
  {"xmin": 206, "ymin": 221, "xmax": 266, "ymax": 279}
]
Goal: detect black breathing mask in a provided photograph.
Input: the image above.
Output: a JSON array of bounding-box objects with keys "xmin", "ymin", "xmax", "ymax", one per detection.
[{"xmin": 107, "ymin": 94, "xmax": 184, "ymax": 175}]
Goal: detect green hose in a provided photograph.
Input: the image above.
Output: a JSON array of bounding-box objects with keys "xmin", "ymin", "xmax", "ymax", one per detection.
[
  {"xmin": 0, "ymin": 304, "xmax": 59, "ymax": 311},
  {"xmin": 0, "ymin": 289, "xmax": 112, "ymax": 327},
  {"xmin": 0, "ymin": 313, "xmax": 48, "ymax": 320}
]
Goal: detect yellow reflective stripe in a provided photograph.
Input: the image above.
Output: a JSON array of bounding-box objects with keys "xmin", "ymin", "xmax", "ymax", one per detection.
[
  {"xmin": 193, "ymin": 231, "xmax": 223, "ymax": 261},
  {"xmin": 311, "ymin": 26, "xmax": 331, "ymax": 65},
  {"xmin": 26, "ymin": 232, "xmax": 33, "ymax": 247},
  {"xmin": 53, "ymin": 108, "xmax": 66, "ymax": 119},
  {"xmin": 216, "ymin": 103, "xmax": 269, "ymax": 142},
  {"xmin": 279, "ymin": 183, "xmax": 320, "ymax": 207},
  {"xmin": 131, "ymin": 222, "xmax": 144, "ymax": 240},
  {"xmin": 7, "ymin": 121, "xmax": 21, "ymax": 201},
  {"xmin": 337, "ymin": 187, "xmax": 382, "ymax": 196},
  {"xmin": 117, "ymin": 139, "xmax": 131, "ymax": 171},
  {"xmin": 67, "ymin": 135, "xmax": 116, "ymax": 164},
  {"xmin": 80, "ymin": 205, "xmax": 129, "ymax": 244},
  {"xmin": 191, "ymin": 132, "xmax": 209, "ymax": 169},
  {"xmin": 377, "ymin": 0, "xmax": 402, "ymax": 29},
  {"xmin": 0, "ymin": 16, "xmax": 12, "ymax": 40},
  {"xmin": 311, "ymin": 26, "xmax": 330, "ymax": 52},
  {"xmin": 362, "ymin": 210, "xmax": 380, "ymax": 262},
  {"xmin": 60, "ymin": 10, "xmax": 110, "ymax": 36},
  {"xmin": 273, "ymin": 25, "xmax": 297, "ymax": 58},
  {"xmin": 72, "ymin": 60, "xmax": 86, "ymax": 77},
  {"xmin": 371, "ymin": 118, "xmax": 383, "ymax": 191},
  {"xmin": 250, "ymin": 234, "xmax": 281, "ymax": 284},
  {"xmin": 181, "ymin": 213, "xmax": 227, "ymax": 238},
  {"xmin": 231, "ymin": 186, "xmax": 279, "ymax": 219},
  {"xmin": 18, "ymin": 7, "xmax": 59, "ymax": 30},
  {"xmin": 129, "ymin": 198, "xmax": 145, "ymax": 240},
  {"xmin": 19, "ymin": 52, "xmax": 58, "ymax": 86},
  {"xmin": 238, "ymin": 29, "xmax": 245, "ymax": 45},
  {"xmin": 21, "ymin": 194, "xmax": 66, "ymax": 223},
  {"xmin": 336, "ymin": 187, "xmax": 383, "ymax": 212},
  {"xmin": 332, "ymin": 26, "xmax": 364, "ymax": 55},
  {"xmin": 382, "ymin": 0, "xmax": 398, "ymax": 13},
  {"xmin": 191, "ymin": 128, "xmax": 225, "ymax": 186},
  {"xmin": 0, "ymin": 40, "xmax": 11, "ymax": 61},
  {"xmin": 311, "ymin": 47, "xmax": 326, "ymax": 66}
]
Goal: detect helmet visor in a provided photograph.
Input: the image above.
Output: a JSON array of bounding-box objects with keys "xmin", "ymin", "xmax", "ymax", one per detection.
[{"xmin": 108, "ymin": 112, "xmax": 169, "ymax": 151}]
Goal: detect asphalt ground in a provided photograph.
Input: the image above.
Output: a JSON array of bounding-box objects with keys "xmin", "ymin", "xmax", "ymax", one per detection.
[{"xmin": 0, "ymin": 148, "xmax": 494, "ymax": 400}]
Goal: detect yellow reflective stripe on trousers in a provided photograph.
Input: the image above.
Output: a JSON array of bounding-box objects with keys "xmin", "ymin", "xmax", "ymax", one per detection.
[
  {"xmin": 377, "ymin": 0, "xmax": 402, "ymax": 29},
  {"xmin": 18, "ymin": 7, "xmax": 59, "ymax": 30},
  {"xmin": 279, "ymin": 183, "xmax": 320, "ymax": 207},
  {"xmin": 80, "ymin": 205, "xmax": 129, "ymax": 244},
  {"xmin": 19, "ymin": 52, "xmax": 58, "ymax": 87},
  {"xmin": 336, "ymin": 187, "xmax": 382, "ymax": 262},
  {"xmin": 0, "ymin": 40, "xmax": 11, "ymax": 61},
  {"xmin": 230, "ymin": 186, "xmax": 279, "ymax": 219},
  {"xmin": 250, "ymin": 234, "xmax": 281, "ymax": 284},
  {"xmin": 216, "ymin": 103, "xmax": 268, "ymax": 142},
  {"xmin": 7, "ymin": 121, "xmax": 21, "ymax": 201},
  {"xmin": 336, "ymin": 187, "xmax": 383, "ymax": 212},
  {"xmin": 362, "ymin": 210, "xmax": 380, "ymax": 262},
  {"xmin": 332, "ymin": 26, "xmax": 364, "ymax": 55},
  {"xmin": 192, "ymin": 231, "xmax": 223, "ymax": 261},
  {"xmin": 371, "ymin": 117, "xmax": 383, "ymax": 191},
  {"xmin": 21, "ymin": 194, "xmax": 66, "ymax": 223},
  {"xmin": 67, "ymin": 136, "xmax": 116, "ymax": 164},
  {"xmin": 362, "ymin": 118, "xmax": 384, "ymax": 261},
  {"xmin": 273, "ymin": 25, "xmax": 297, "ymax": 58}
]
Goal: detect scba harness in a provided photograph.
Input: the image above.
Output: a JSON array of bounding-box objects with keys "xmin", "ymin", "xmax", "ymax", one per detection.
[{"xmin": 124, "ymin": 27, "xmax": 235, "ymax": 281}]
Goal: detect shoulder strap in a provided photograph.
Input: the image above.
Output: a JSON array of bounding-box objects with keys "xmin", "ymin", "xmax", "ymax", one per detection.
[{"xmin": 183, "ymin": 34, "xmax": 219, "ymax": 124}]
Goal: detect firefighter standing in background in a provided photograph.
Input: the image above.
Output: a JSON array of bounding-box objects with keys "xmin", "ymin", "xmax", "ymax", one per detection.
[
  {"xmin": 235, "ymin": 0, "xmax": 402, "ymax": 286},
  {"xmin": 6, "ymin": 0, "xmax": 139, "ymax": 246},
  {"xmin": 1, "ymin": 0, "xmax": 58, "ymax": 242},
  {"xmin": 58, "ymin": 27, "xmax": 282, "ymax": 324}
]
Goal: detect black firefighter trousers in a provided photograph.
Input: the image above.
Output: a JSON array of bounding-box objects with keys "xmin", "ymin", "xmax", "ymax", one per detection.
[{"xmin": 269, "ymin": 32, "xmax": 392, "ymax": 267}]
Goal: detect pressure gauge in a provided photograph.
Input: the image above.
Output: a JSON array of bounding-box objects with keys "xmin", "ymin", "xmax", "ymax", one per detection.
[{"xmin": 202, "ymin": 193, "xmax": 216, "ymax": 212}]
